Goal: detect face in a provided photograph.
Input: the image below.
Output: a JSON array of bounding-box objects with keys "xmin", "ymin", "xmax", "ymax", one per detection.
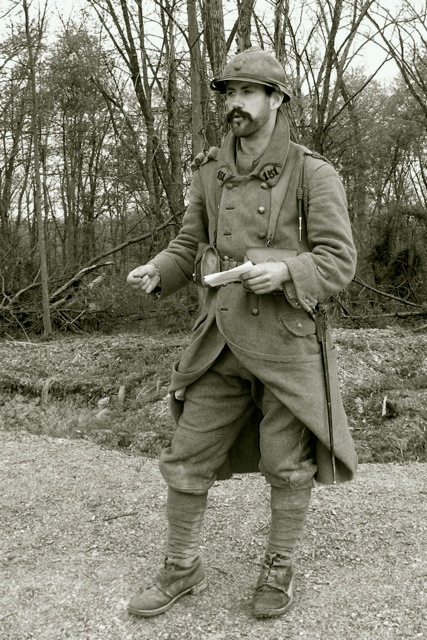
[{"xmin": 225, "ymin": 80, "xmax": 278, "ymax": 138}]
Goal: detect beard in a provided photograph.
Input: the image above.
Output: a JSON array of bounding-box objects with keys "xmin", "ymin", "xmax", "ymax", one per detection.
[
  {"xmin": 226, "ymin": 106, "xmax": 270, "ymax": 138},
  {"xmin": 226, "ymin": 107, "xmax": 268, "ymax": 138}
]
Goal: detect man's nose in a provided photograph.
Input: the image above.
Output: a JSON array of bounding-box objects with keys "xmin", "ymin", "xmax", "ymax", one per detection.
[{"xmin": 230, "ymin": 93, "xmax": 243, "ymax": 108}]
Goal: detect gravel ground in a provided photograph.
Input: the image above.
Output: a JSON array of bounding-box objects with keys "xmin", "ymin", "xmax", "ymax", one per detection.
[{"xmin": 1, "ymin": 430, "xmax": 426, "ymax": 640}]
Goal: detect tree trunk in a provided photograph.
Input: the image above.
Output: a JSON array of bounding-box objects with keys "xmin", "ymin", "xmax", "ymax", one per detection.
[
  {"xmin": 187, "ymin": 0, "xmax": 206, "ymax": 156},
  {"xmin": 236, "ymin": 0, "xmax": 255, "ymax": 52},
  {"xmin": 203, "ymin": 0, "xmax": 227, "ymax": 138},
  {"xmin": 162, "ymin": 1, "xmax": 185, "ymax": 234},
  {"xmin": 23, "ymin": 0, "xmax": 52, "ymax": 337},
  {"xmin": 203, "ymin": 0, "xmax": 227, "ymax": 77}
]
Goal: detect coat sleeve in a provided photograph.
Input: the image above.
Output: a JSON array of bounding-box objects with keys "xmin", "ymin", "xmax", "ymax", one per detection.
[
  {"xmin": 149, "ymin": 169, "xmax": 210, "ymax": 299},
  {"xmin": 283, "ymin": 157, "xmax": 357, "ymax": 312}
]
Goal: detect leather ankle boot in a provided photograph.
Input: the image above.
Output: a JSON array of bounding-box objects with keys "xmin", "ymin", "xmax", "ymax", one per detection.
[
  {"xmin": 251, "ymin": 553, "xmax": 294, "ymax": 618},
  {"xmin": 128, "ymin": 557, "xmax": 207, "ymax": 617}
]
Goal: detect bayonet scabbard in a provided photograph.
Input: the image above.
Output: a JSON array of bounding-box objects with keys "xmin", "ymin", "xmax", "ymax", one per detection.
[{"xmin": 314, "ymin": 304, "xmax": 336, "ymax": 484}]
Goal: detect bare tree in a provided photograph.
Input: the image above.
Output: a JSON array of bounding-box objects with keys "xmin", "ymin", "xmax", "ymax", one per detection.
[
  {"xmin": 187, "ymin": 0, "xmax": 206, "ymax": 155},
  {"xmin": 23, "ymin": 0, "xmax": 52, "ymax": 337},
  {"xmin": 367, "ymin": 0, "xmax": 427, "ymax": 118},
  {"xmin": 89, "ymin": 0, "xmax": 185, "ymax": 228},
  {"xmin": 236, "ymin": 0, "xmax": 256, "ymax": 52},
  {"xmin": 202, "ymin": 0, "xmax": 227, "ymax": 77}
]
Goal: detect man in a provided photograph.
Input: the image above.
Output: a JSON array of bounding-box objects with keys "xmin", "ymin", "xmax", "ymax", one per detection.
[{"xmin": 127, "ymin": 47, "xmax": 357, "ymax": 619}]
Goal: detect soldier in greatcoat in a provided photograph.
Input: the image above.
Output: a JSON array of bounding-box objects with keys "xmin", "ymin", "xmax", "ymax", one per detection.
[{"xmin": 127, "ymin": 47, "xmax": 357, "ymax": 619}]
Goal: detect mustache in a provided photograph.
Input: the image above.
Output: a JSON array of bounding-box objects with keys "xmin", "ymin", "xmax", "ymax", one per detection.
[{"xmin": 226, "ymin": 108, "xmax": 253, "ymax": 123}]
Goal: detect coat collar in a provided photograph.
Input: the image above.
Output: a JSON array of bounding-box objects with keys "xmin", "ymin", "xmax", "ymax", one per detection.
[{"xmin": 216, "ymin": 109, "xmax": 290, "ymax": 188}]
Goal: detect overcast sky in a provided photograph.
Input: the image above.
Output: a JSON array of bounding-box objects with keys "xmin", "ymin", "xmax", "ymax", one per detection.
[{"xmin": 3, "ymin": 0, "xmax": 422, "ymax": 83}]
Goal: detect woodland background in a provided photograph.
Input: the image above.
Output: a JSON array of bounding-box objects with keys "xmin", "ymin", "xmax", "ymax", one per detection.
[{"xmin": 0, "ymin": 0, "xmax": 427, "ymax": 337}]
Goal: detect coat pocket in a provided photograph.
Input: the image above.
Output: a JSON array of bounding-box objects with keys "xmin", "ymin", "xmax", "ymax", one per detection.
[
  {"xmin": 279, "ymin": 311, "xmax": 316, "ymax": 337},
  {"xmin": 245, "ymin": 247, "xmax": 297, "ymax": 264}
]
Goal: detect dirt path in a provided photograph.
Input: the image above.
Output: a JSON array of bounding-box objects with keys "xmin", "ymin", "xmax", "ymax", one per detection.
[{"xmin": 1, "ymin": 430, "xmax": 426, "ymax": 640}]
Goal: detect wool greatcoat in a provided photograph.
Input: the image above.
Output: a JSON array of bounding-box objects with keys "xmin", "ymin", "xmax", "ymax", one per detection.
[{"xmin": 150, "ymin": 109, "xmax": 358, "ymax": 486}]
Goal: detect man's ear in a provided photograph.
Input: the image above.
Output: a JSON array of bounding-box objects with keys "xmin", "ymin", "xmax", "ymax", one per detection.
[{"xmin": 270, "ymin": 91, "xmax": 284, "ymax": 111}]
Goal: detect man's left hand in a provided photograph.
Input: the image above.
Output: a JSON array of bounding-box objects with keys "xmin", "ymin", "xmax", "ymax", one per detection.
[{"xmin": 239, "ymin": 262, "xmax": 290, "ymax": 294}]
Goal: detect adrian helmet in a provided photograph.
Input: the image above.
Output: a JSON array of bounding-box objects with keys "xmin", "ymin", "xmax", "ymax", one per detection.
[{"xmin": 210, "ymin": 47, "xmax": 291, "ymax": 103}]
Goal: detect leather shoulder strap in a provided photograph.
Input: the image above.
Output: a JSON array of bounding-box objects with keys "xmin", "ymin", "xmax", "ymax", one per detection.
[
  {"xmin": 297, "ymin": 150, "xmax": 333, "ymax": 224},
  {"xmin": 267, "ymin": 143, "xmax": 305, "ymax": 246}
]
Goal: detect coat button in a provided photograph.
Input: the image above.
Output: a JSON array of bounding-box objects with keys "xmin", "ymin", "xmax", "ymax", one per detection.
[
  {"xmin": 258, "ymin": 232, "xmax": 266, "ymax": 239},
  {"xmin": 251, "ymin": 308, "xmax": 259, "ymax": 316},
  {"xmin": 258, "ymin": 206, "xmax": 265, "ymax": 214},
  {"xmin": 260, "ymin": 182, "xmax": 268, "ymax": 189}
]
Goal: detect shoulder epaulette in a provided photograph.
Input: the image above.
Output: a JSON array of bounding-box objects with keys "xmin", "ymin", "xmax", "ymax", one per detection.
[
  {"xmin": 191, "ymin": 146, "xmax": 220, "ymax": 171},
  {"xmin": 305, "ymin": 150, "xmax": 331, "ymax": 165}
]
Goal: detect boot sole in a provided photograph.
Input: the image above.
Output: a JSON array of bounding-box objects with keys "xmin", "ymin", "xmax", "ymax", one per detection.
[
  {"xmin": 127, "ymin": 578, "xmax": 208, "ymax": 617},
  {"xmin": 252, "ymin": 597, "xmax": 293, "ymax": 618}
]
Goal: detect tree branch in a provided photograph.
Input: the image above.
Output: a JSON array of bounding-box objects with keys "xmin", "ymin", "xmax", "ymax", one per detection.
[{"xmin": 352, "ymin": 275, "xmax": 425, "ymax": 308}]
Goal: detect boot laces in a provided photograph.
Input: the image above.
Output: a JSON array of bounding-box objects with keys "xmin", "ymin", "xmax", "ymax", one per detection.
[{"xmin": 262, "ymin": 553, "xmax": 292, "ymax": 585}]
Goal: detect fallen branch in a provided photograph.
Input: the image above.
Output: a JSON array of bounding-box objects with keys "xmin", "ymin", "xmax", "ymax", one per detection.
[
  {"xmin": 84, "ymin": 215, "xmax": 178, "ymax": 268},
  {"xmin": 346, "ymin": 309, "xmax": 427, "ymax": 320},
  {"xmin": 0, "ymin": 269, "xmax": 41, "ymax": 310},
  {"xmin": 49, "ymin": 261, "xmax": 114, "ymax": 303},
  {"xmin": 1, "ymin": 216, "xmax": 179, "ymax": 316},
  {"xmin": 352, "ymin": 275, "xmax": 424, "ymax": 308}
]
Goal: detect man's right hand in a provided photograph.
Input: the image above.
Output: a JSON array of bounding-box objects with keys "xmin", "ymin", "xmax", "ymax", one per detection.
[{"xmin": 127, "ymin": 264, "xmax": 160, "ymax": 294}]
